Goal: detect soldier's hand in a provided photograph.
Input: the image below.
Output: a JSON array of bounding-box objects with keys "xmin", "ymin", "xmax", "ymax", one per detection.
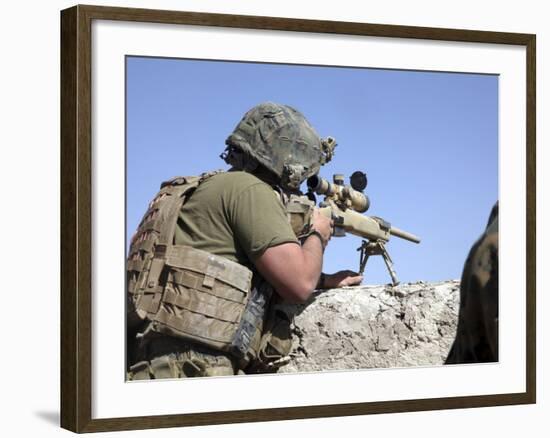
[
  {"xmin": 323, "ymin": 270, "xmax": 363, "ymax": 288},
  {"xmin": 310, "ymin": 208, "xmax": 333, "ymax": 248}
]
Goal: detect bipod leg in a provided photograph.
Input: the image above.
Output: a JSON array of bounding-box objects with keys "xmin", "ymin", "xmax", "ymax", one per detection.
[
  {"xmin": 379, "ymin": 243, "xmax": 399, "ymax": 286},
  {"xmin": 357, "ymin": 240, "xmax": 370, "ymax": 275}
]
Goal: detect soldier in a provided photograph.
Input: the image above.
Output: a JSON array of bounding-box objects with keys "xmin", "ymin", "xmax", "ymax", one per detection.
[
  {"xmin": 446, "ymin": 202, "xmax": 498, "ymax": 364},
  {"xmin": 127, "ymin": 102, "xmax": 362, "ymax": 379}
]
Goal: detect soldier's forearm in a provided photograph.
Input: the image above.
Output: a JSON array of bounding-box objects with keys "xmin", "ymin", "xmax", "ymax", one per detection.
[
  {"xmin": 253, "ymin": 237, "xmax": 323, "ymax": 304},
  {"xmin": 300, "ymin": 232, "xmax": 325, "ymax": 292}
]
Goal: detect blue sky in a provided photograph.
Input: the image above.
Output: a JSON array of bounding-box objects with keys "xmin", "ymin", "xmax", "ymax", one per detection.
[{"xmin": 126, "ymin": 56, "xmax": 498, "ymax": 284}]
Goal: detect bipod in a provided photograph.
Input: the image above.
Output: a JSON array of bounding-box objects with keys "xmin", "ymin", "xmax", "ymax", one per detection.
[{"xmin": 357, "ymin": 239, "xmax": 400, "ymax": 286}]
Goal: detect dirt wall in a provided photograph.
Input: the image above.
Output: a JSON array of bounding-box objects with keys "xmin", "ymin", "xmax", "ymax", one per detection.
[{"xmin": 279, "ymin": 281, "xmax": 460, "ymax": 373}]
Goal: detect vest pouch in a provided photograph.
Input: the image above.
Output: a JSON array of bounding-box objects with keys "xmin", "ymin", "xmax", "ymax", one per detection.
[
  {"xmin": 149, "ymin": 245, "xmax": 253, "ymax": 353},
  {"xmin": 285, "ymin": 194, "xmax": 315, "ymax": 238},
  {"xmin": 248, "ymin": 302, "xmax": 293, "ymax": 372}
]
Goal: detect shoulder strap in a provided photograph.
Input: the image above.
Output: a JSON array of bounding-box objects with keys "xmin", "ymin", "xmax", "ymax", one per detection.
[
  {"xmin": 156, "ymin": 170, "xmax": 224, "ymax": 245},
  {"xmin": 128, "ymin": 170, "xmax": 224, "ymax": 300}
]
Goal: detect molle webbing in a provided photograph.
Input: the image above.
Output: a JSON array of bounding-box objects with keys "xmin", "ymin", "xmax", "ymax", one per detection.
[
  {"xmin": 128, "ymin": 178, "xmax": 193, "ymax": 289},
  {"xmin": 127, "ymin": 170, "xmax": 266, "ymax": 358},
  {"xmin": 163, "ymin": 245, "xmax": 252, "ymax": 292},
  {"xmin": 148, "ymin": 245, "xmax": 254, "ymax": 352},
  {"xmin": 127, "ymin": 171, "xmax": 220, "ymax": 315}
]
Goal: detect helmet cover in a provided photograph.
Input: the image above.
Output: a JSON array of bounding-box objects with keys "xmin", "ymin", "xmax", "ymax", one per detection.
[{"xmin": 224, "ymin": 102, "xmax": 333, "ymax": 190}]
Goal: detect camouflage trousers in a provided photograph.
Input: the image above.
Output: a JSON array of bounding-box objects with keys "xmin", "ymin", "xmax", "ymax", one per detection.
[{"xmin": 127, "ymin": 335, "xmax": 241, "ymax": 380}]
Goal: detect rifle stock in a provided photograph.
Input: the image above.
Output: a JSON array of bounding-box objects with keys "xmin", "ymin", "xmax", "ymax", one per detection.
[{"xmin": 318, "ymin": 205, "xmax": 421, "ymax": 244}]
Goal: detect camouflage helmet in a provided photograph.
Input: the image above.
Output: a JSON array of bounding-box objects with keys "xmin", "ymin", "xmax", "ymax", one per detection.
[{"xmin": 223, "ymin": 102, "xmax": 335, "ymax": 190}]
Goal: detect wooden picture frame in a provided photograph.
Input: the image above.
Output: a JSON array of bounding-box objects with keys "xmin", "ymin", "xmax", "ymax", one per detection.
[{"xmin": 60, "ymin": 4, "xmax": 536, "ymax": 433}]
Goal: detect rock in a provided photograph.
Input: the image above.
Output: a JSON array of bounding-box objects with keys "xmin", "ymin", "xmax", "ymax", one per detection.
[{"xmin": 279, "ymin": 280, "xmax": 460, "ymax": 373}]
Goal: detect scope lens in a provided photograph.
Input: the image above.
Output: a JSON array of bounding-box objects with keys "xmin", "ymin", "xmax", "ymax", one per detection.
[
  {"xmin": 307, "ymin": 175, "xmax": 320, "ymax": 190},
  {"xmin": 350, "ymin": 171, "xmax": 368, "ymax": 191}
]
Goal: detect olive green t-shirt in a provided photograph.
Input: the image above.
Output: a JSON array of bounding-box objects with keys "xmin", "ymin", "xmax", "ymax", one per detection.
[{"xmin": 174, "ymin": 171, "xmax": 299, "ymax": 269}]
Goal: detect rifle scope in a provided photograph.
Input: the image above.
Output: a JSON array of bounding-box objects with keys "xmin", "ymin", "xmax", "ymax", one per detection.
[{"xmin": 307, "ymin": 173, "xmax": 370, "ymax": 213}]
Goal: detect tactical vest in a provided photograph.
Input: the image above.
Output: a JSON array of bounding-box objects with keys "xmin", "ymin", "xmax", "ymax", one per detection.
[{"xmin": 127, "ymin": 171, "xmax": 315, "ymax": 369}]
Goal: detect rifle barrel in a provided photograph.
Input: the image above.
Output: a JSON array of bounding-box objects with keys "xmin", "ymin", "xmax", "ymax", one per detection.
[{"xmin": 390, "ymin": 226, "xmax": 421, "ymax": 243}]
